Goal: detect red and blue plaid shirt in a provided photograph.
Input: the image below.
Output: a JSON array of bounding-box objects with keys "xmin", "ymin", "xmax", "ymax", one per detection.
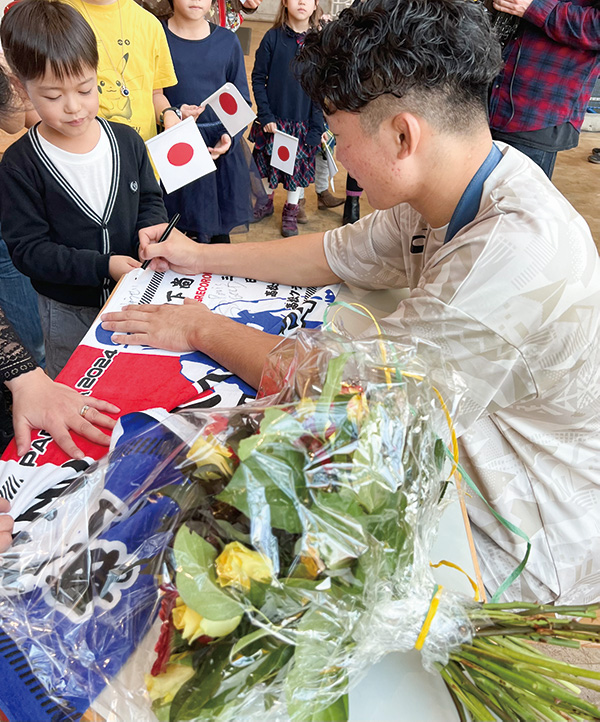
[{"xmin": 489, "ymin": 0, "xmax": 600, "ymax": 132}]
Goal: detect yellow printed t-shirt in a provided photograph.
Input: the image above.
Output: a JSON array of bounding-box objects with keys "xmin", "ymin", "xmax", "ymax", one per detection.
[{"xmin": 66, "ymin": 0, "xmax": 177, "ymax": 141}]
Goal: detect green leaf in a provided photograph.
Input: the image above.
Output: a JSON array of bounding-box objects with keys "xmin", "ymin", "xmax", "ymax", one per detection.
[
  {"xmin": 173, "ymin": 525, "xmax": 243, "ymax": 621},
  {"xmin": 230, "ymin": 628, "xmax": 274, "ymax": 660},
  {"xmin": 319, "ymin": 354, "xmax": 352, "ymax": 407},
  {"xmin": 285, "ymin": 608, "xmax": 350, "ymax": 722},
  {"xmin": 218, "ymin": 446, "xmax": 307, "ymax": 534},
  {"xmin": 201, "ymin": 644, "xmax": 295, "ymax": 717},
  {"xmin": 237, "ymin": 407, "xmax": 298, "ymax": 460},
  {"xmin": 169, "ymin": 643, "xmax": 230, "ymax": 721},
  {"xmin": 312, "ymin": 693, "xmax": 349, "ymax": 722}
]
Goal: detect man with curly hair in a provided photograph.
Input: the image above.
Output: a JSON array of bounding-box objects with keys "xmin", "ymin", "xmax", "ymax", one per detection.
[{"xmin": 103, "ymin": 0, "xmax": 600, "ymax": 605}]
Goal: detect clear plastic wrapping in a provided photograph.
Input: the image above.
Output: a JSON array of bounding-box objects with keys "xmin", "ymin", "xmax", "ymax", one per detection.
[{"xmin": 0, "ymin": 330, "xmax": 474, "ymax": 721}]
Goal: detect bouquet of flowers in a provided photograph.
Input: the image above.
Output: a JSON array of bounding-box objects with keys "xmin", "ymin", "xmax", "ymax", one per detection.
[
  {"xmin": 145, "ymin": 334, "xmax": 455, "ymax": 721},
  {"xmin": 0, "ymin": 328, "xmax": 598, "ymax": 722}
]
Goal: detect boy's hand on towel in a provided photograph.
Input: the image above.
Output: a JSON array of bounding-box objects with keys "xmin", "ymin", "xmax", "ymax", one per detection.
[
  {"xmin": 181, "ymin": 103, "xmax": 203, "ymax": 121},
  {"xmin": 137, "ymin": 225, "xmax": 203, "ymax": 274},
  {"xmin": 208, "ymin": 133, "xmax": 231, "ymax": 159},
  {"xmin": 0, "ymin": 498, "xmax": 14, "ymax": 553},
  {"xmin": 109, "ymin": 255, "xmax": 141, "ymax": 282}
]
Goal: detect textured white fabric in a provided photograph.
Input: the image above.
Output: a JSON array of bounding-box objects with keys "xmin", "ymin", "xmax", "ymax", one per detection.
[
  {"xmin": 37, "ymin": 125, "xmax": 112, "ymax": 218},
  {"xmin": 324, "ymin": 143, "xmax": 600, "ymax": 604}
]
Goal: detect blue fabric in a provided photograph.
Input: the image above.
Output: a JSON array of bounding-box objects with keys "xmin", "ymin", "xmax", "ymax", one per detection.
[
  {"xmin": 445, "ymin": 144, "xmax": 503, "ymax": 245},
  {"xmin": 0, "ymin": 410, "xmax": 191, "ymax": 721},
  {"xmin": 162, "ymin": 24, "xmax": 254, "ymax": 237},
  {"xmin": 492, "ymin": 136, "xmax": 557, "ymax": 179},
  {"xmin": 251, "ymin": 25, "xmax": 324, "ymax": 147},
  {"xmin": 0, "ymin": 233, "xmax": 44, "ymax": 366}
]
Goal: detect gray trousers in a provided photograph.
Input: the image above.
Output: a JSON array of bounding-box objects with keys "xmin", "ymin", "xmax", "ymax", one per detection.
[{"xmin": 37, "ymin": 295, "xmax": 98, "ymax": 379}]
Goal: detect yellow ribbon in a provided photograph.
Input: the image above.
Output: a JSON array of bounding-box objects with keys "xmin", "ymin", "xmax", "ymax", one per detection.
[
  {"xmin": 414, "ymin": 584, "xmax": 444, "ymax": 651},
  {"xmin": 430, "ymin": 560, "xmax": 481, "ymax": 601}
]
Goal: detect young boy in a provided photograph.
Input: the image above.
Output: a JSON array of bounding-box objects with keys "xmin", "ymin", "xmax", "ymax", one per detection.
[
  {"xmin": 64, "ymin": 0, "xmax": 180, "ymax": 141},
  {"xmin": 0, "ymin": 0, "xmax": 168, "ymax": 378}
]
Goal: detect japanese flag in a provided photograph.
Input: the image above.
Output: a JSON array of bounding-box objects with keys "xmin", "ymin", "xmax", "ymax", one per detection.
[
  {"xmin": 201, "ymin": 82, "xmax": 256, "ymax": 137},
  {"xmin": 145, "ymin": 116, "xmax": 216, "ymax": 194},
  {"xmin": 271, "ymin": 129, "xmax": 298, "ymax": 175}
]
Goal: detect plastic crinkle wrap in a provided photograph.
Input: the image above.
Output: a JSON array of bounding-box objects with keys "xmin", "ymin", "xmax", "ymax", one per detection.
[{"xmin": 0, "ymin": 329, "xmax": 474, "ymax": 722}]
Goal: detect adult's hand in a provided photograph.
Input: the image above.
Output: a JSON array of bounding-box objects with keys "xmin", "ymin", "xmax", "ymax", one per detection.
[
  {"xmin": 102, "ymin": 299, "xmax": 280, "ymax": 390},
  {"xmin": 102, "ymin": 298, "xmax": 208, "ymax": 351},
  {"xmin": 492, "ymin": 0, "xmax": 532, "ymax": 17},
  {"xmin": 6, "ymin": 368, "xmax": 119, "ymax": 459},
  {"xmin": 138, "ymin": 224, "xmax": 204, "ymax": 274},
  {"xmin": 242, "ymin": 0, "xmax": 262, "ymax": 9},
  {"xmin": 263, "ymin": 122, "xmax": 278, "ymax": 134},
  {"xmin": 0, "ymin": 499, "xmax": 14, "ymax": 553}
]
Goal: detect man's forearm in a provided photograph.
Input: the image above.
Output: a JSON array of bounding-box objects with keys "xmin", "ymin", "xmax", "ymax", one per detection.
[
  {"xmin": 200, "ymin": 233, "xmax": 341, "ymax": 287},
  {"xmin": 194, "ymin": 315, "xmax": 282, "ymax": 390}
]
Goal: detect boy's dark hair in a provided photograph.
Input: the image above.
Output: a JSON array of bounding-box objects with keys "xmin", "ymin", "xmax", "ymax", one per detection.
[
  {"xmin": 1, "ymin": 0, "xmax": 98, "ymax": 83},
  {"xmin": 296, "ymin": 0, "xmax": 502, "ymax": 133}
]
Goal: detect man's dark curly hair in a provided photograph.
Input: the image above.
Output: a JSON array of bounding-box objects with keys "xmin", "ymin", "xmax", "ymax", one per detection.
[{"xmin": 296, "ymin": 0, "xmax": 503, "ymax": 133}]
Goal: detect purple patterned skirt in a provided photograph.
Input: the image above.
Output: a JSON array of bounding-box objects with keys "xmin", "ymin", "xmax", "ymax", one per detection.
[{"xmin": 249, "ymin": 117, "xmax": 318, "ymax": 191}]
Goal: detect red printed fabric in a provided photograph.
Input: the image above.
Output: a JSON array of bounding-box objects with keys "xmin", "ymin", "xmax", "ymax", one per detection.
[
  {"xmin": 0, "ymin": 270, "xmax": 339, "ymax": 528},
  {"xmin": 488, "ymin": 0, "xmax": 600, "ymax": 133}
]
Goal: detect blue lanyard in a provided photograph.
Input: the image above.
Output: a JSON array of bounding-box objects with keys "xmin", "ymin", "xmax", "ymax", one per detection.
[{"xmin": 444, "ymin": 143, "xmax": 503, "ymax": 245}]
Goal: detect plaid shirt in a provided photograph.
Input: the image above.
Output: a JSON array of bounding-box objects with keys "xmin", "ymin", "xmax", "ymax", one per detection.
[{"xmin": 489, "ymin": 0, "xmax": 600, "ymax": 132}]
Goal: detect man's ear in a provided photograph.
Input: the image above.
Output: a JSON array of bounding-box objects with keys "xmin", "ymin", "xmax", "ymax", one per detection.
[{"xmin": 391, "ymin": 112, "xmax": 422, "ymax": 159}]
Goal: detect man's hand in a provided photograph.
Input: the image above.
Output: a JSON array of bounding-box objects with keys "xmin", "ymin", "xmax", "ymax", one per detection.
[
  {"xmin": 0, "ymin": 498, "xmax": 14, "ymax": 553},
  {"xmin": 6, "ymin": 368, "xmax": 119, "ymax": 459},
  {"xmin": 208, "ymin": 134, "xmax": 232, "ymax": 160},
  {"xmin": 492, "ymin": 0, "xmax": 532, "ymax": 17},
  {"xmin": 138, "ymin": 225, "xmax": 204, "ymax": 274},
  {"xmin": 102, "ymin": 298, "xmax": 208, "ymax": 351},
  {"xmin": 181, "ymin": 104, "xmax": 204, "ymax": 121},
  {"xmin": 263, "ymin": 122, "xmax": 277, "ymax": 134},
  {"xmin": 109, "ymin": 255, "xmax": 141, "ymax": 281}
]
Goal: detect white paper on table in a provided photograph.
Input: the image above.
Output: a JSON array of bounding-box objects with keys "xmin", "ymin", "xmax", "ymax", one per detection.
[
  {"xmin": 324, "ymin": 144, "xmax": 338, "ymax": 192},
  {"xmin": 201, "ymin": 82, "xmax": 256, "ymax": 137},
  {"xmin": 271, "ymin": 129, "xmax": 299, "ymax": 175},
  {"xmin": 145, "ymin": 116, "xmax": 216, "ymax": 193}
]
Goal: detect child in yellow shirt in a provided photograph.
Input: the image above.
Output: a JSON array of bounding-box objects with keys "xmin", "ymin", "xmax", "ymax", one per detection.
[{"xmin": 66, "ymin": 0, "xmax": 179, "ymax": 140}]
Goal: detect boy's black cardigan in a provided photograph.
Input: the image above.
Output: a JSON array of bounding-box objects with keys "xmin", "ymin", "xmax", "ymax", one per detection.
[{"xmin": 0, "ymin": 118, "xmax": 167, "ymax": 308}]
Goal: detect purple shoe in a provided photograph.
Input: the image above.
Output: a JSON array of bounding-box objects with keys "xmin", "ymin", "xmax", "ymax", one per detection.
[
  {"xmin": 281, "ymin": 202, "xmax": 299, "ymax": 237},
  {"xmin": 250, "ymin": 194, "xmax": 274, "ymax": 223}
]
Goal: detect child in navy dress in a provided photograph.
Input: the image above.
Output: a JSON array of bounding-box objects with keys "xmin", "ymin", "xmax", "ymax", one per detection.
[
  {"xmin": 162, "ymin": 0, "xmax": 255, "ymax": 243},
  {"xmin": 249, "ymin": 0, "xmax": 324, "ymax": 237}
]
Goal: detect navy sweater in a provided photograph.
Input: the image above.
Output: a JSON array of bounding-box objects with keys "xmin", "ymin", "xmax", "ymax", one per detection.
[
  {"xmin": 251, "ymin": 25, "xmax": 324, "ymax": 147},
  {"xmin": 0, "ymin": 119, "xmax": 167, "ymax": 308}
]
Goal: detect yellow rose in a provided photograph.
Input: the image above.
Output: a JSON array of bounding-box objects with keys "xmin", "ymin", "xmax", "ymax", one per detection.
[
  {"xmin": 187, "ymin": 434, "xmax": 234, "ymax": 477},
  {"xmin": 172, "ymin": 598, "xmax": 241, "ymax": 641},
  {"xmin": 215, "ymin": 542, "xmax": 273, "ymax": 591},
  {"xmin": 346, "ymin": 392, "xmax": 368, "ymax": 425},
  {"xmin": 145, "ymin": 660, "xmax": 195, "ymax": 704}
]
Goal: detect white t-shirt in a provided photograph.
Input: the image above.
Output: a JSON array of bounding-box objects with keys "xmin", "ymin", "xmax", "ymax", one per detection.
[
  {"xmin": 324, "ymin": 143, "xmax": 600, "ymax": 604},
  {"xmin": 37, "ymin": 124, "xmax": 112, "ymax": 218}
]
